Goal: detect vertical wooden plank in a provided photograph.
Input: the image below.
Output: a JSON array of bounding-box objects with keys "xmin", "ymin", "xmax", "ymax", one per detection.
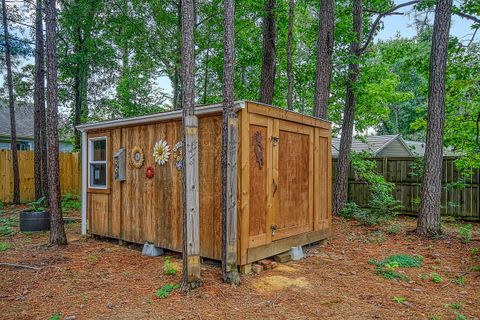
[
  {"xmin": 225, "ymin": 115, "xmax": 238, "ymax": 272},
  {"xmin": 270, "ymin": 118, "xmax": 279, "ymax": 241},
  {"xmin": 239, "ymin": 108, "xmax": 250, "ymax": 265},
  {"xmin": 184, "ymin": 115, "xmax": 201, "ymax": 283}
]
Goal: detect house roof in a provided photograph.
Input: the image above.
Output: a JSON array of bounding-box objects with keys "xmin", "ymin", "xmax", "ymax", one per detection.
[
  {"xmin": 332, "ymin": 134, "xmax": 415, "ymax": 157},
  {"xmin": 0, "ymin": 104, "xmax": 36, "ymax": 139}
]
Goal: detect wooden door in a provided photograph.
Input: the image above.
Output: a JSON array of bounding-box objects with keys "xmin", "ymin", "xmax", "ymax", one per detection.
[{"xmin": 272, "ymin": 119, "xmax": 314, "ymax": 240}]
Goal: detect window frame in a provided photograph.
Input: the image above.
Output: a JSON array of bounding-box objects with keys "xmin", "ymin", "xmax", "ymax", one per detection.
[{"xmin": 88, "ymin": 135, "xmax": 109, "ymax": 190}]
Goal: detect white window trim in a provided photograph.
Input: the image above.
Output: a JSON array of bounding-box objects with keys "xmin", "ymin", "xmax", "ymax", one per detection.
[{"xmin": 88, "ymin": 136, "xmax": 108, "ymax": 189}]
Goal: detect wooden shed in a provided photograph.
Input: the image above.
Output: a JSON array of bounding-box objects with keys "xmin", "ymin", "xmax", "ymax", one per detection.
[{"xmin": 78, "ymin": 101, "xmax": 332, "ymax": 270}]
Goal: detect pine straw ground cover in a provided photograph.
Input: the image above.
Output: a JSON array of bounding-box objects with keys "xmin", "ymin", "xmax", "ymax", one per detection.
[{"xmin": 0, "ymin": 206, "xmax": 479, "ymax": 320}]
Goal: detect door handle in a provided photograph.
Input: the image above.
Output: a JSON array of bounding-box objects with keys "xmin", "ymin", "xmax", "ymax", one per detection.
[
  {"xmin": 273, "ymin": 179, "xmax": 277, "ymax": 197},
  {"xmin": 271, "ymin": 224, "xmax": 277, "ymax": 236}
]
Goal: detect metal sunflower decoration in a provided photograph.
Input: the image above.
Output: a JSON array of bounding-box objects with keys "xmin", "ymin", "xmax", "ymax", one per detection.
[
  {"xmin": 153, "ymin": 139, "xmax": 170, "ymax": 166},
  {"xmin": 173, "ymin": 141, "xmax": 184, "ymax": 170}
]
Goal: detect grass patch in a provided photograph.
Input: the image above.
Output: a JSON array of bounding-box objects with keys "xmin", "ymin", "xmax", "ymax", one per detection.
[
  {"xmin": 369, "ymin": 254, "xmax": 423, "ymax": 281},
  {"xmin": 155, "ymin": 284, "xmax": 179, "ymax": 299},
  {"xmin": 62, "ymin": 193, "xmax": 81, "ymax": 212},
  {"xmin": 459, "ymin": 224, "xmax": 473, "ymax": 244}
]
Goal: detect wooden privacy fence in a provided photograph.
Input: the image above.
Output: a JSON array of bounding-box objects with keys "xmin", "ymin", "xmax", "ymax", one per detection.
[
  {"xmin": 0, "ymin": 150, "xmax": 80, "ymax": 203},
  {"xmin": 333, "ymin": 157, "xmax": 480, "ymax": 220}
]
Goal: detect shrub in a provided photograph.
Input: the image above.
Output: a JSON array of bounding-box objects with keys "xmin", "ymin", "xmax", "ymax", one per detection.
[
  {"xmin": 155, "ymin": 284, "xmax": 179, "ymax": 299},
  {"xmin": 459, "ymin": 224, "xmax": 473, "ymax": 244},
  {"xmin": 28, "ymin": 197, "xmax": 45, "ymax": 212},
  {"xmin": 430, "ymin": 272, "xmax": 442, "ymax": 283},
  {"xmin": 61, "ymin": 193, "xmax": 81, "ymax": 212},
  {"xmin": 343, "ymin": 151, "xmax": 401, "ymax": 225}
]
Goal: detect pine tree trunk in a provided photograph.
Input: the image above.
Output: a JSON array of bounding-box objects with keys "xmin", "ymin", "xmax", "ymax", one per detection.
[
  {"xmin": 1, "ymin": 0, "xmax": 20, "ymax": 204},
  {"xmin": 181, "ymin": 0, "xmax": 201, "ymax": 291},
  {"xmin": 221, "ymin": 0, "xmax": 240, "ymax": 285},
  {"xmin": 417, "ymin": 0, "xmax": 452, "ymax": 237},
  {"xmin": 313, "ymin": 0, "xmax": 334, "ymax": 119},
  {"xmin": 332, "ymin": 0, "xmax": 361, "ymax": 215},
  {"xmin": 286, "ymin": 0, "xmax": 294, "ymax": 110},
  {"xmin": 259, "ymin": 0, "xmax": 277, "ymax": 104},
  {"xmin": 45, "ymin": 0, "xmax": 67, "ymax": 245},
  {"xmin": 34, "ymin": 0, "xmax": 46, "ymax": 201}
]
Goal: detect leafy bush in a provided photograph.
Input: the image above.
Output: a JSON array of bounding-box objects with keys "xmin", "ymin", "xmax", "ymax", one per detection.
[
  {"xmin": 341, "ymin": 151, "xmax": 401, "ymax": 225},
  {"xmin": 163, "ymin": 257, "xmax": 176, "ymax": 275},
  {"xmin": 459, "ymin": 224, "xmax": 473, "ymax": 244},
  {"xmin": 61, "ymin": 193, "xmax": 81, "ymax": 212},
  {"xmin": 28, "ymin": 197, "xmax": 46, "ymax": 212},
  {"xmin": 155, "ymin": 284, "xmax": 179, "ymax": 299}
]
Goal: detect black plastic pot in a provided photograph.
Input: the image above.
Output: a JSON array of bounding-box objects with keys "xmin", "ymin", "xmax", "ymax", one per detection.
[{"xmin": 19, "ymin": 210, "xmax": 50, "ymax": 232}]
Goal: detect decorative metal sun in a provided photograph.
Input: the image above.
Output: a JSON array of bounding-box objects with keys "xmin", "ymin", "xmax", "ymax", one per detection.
[
  {"xmin": 153, "ymin": 140, "xmax": 170, "ymax": 166},
  {"xmin": 130, "ymin": 146, "xmax": 145, "ymax": 169}
]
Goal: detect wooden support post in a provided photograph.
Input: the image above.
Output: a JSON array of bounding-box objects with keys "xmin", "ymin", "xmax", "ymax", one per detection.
[
  {"xmin": 222, "ymin": 114, "xmax": 240, "ymax": 284},
  {"xmin": 183, "ymin": 115, "xmax": 201, "ymax": 288}
]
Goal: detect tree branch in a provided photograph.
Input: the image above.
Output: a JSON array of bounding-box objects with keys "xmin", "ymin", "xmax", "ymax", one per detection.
[
  {"xmin": 360, "ymin": 0, "xmax": 420, "ymax": 54},
  {"xmin": 455, "ymin": 11, "xmax": 480, "ymax": 25}
]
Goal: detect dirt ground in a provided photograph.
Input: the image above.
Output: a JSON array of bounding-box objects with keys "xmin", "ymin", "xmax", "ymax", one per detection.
[{"xmin": 0, "ymin": 206, "xmax": 479, "ymax": 320}]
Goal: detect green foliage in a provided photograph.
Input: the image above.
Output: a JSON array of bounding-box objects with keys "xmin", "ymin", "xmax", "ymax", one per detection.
[
  {"xmin": 455, "ymin": 275, "xmax": 465, "ymax": 286},
  {"xmin": 459, "ymin": 224, "xmax": 473, "ymax": 244},
  {"xmin": 49, "ymin": 313, "xmax": 61, "ymax": 320},
  {"xmin": 471, "ymin": 247, "xmax": 480, "ymax": 258},
  {"xmin": 28, "ymin": 197, "xmax": 46, "ymax": 212},
  {"xmin": 61, "ymin": 194, "xmax": 81, "ymax": 212},
  {"xmin": 445, "ymin": 302, "xmax": 462, "ymax": 310},
  {"xmin": 420, "ymin": 273, "xmax": 427, "ymax": 280},
  {"xmin": 386, "ymin": 224, "xmax": 401, "ymax": 235},
  {"xmin": 0, "ymin": 242, "xmax": 11, "ymax": 251},
  {"xmin": 392, "ymin": 296, "xmax": 407, "ymax": 304},
  {"xmin": 163, "ymin": 257, "xmax": 176, "ymax": 276},
  {"xmin": 429, "ymin": 272, "xmax": 442, "ymax": 283},
  {"xmin": 341, "ymin": 152, "xmax": 401, "ymax": 225},
  {"xmin": 369, "ymin": 254, "xmax": 422, "ymax": 281},
  {"xmin": 155, "ymin": 284, "xmax": 179, "ymax": 299}
]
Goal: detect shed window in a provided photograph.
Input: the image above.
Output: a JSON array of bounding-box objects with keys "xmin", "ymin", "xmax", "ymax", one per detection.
[{"xmin": 89, "ymin": 137, "xmax": 108, "ymax": 188}]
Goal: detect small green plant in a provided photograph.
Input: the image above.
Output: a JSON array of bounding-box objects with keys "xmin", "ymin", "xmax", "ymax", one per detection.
[
  {"xmin": 0, "ymin": 225, "xmax": 15, "ymax": 237},
  {"xmin": 430, "ymin": 272, "xmax": 442, "ymax": 283},
  {"xmin": 163, "ymin": 257, "xmax": 176, "ymax": 275},
  {"xmin": 452, "ymin": 311, "xmax": 467, "ymax": 320},
  {"xmin": 469, "ymin": 265, "xmax": 480, "ymax": 272},
  {"xmin": 155, "ymin": 284, "xmax": 179, "ymax": 299},
  {"xmin": 387, "ymin": 224, "xmax": 401, "ymax": 235},
  {"xmin": 367, "ymin": 230, "xmax": 386, "ymax": 244},
  {"xmin": 392, "ymin": 296, "xmax": 407, "ymax": 304},
  {"xmin": 455, "ymin": 275, "xmax": 465, "ymax": 286},
  {"xmin": 471, "ymin": 247, "xmax": 479, "ymax": 258},
  {"xmin": 445, "ymin": 302, "xmax": 462, "ymax": 310},
  {"xmin": 459, "ymin": 224, "xmax": 473, "ymax": 244},
  {"xmin": 49, "ymin": 313, "xmax": 61, "ymax": 320},
  {"xmin": 369, "ymin": 254, "xmax": 422, "ymax": 281},
  {"xmin": 28, "ymin": 197, "xmax": 46, "ymax": 212},
  {"xmin": 0, "ymin": 242, "xmax": 11, "ymax": 251},
  {"xmin": 61, "ymin": 193, "xmax": 81, "ymax": 212},
  {"xmin": 420, "ymin": 273, "xmax": 427, "ymax": 280}
]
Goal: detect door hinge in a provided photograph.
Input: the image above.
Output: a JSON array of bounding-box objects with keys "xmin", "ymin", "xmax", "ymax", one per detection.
[{"xmin": 271, "ymin": 135, "xmax": 279, "ymax": 146}]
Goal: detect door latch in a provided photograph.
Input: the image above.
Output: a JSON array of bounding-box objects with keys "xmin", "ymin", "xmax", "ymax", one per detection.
[
  {"xmin": 271, "ymin": 135, "xmax": 279, "ymax": 146},
  {"xmin": 271, "ymin": 224, "xmax": 277, "ymax": 236}
]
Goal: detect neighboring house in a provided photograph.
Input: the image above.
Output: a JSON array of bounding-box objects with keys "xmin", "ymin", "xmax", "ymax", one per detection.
[
  {"xmin": 0, "ymin": 104, "xmax": 73, "ymax": 152},
  {"xmin": 331, "ymin": 134, "xmax": 415, "ymax": 158}
]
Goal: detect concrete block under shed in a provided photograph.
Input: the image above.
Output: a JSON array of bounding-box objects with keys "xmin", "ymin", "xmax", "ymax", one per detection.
[{"xmin": 142, "ymin": 243, "xmax": 164, "ymax": 257}]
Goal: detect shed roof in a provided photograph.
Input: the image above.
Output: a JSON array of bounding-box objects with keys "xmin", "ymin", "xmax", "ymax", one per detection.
[{"xmin": 332, "ymin": 134, "xmax": 415, "ymax": 158}]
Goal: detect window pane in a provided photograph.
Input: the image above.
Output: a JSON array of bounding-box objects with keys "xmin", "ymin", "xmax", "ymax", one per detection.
[
  {"xmin": 90, "ymin": 163, "xmax": 106, "ymax": 187},
  {"xmin": 93, "ymin": 140, "xmax": 106, "ymax": 161}
]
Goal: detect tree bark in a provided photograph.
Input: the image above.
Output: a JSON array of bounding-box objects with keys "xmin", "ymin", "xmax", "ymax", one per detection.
[
  {"xmin": 286, "ymin": 0, "xmax": 294, "ymax": 110},
  {"xmin": 181, "ymin": 0, "xmax": 201, "ymax": 291},
  {"xmin": 332, "ymin": 0, "xmax": 361, "ymax": 215},
  {"xmin": 313, "ymin": 0, "xmax": 334, "ymax": 119},
  {"xmin": 417, "ymin": 0, "xmax": 452, "ymax": 237},
  {"xmin": 221, "ymin": 0, "xmax": 240, "ymax": 285},
  {"xmin": 259, "ymin": 0, "xmax": 277, "ymax": 105},
  {"xmin": 34, "ymin": 0, "xmax": 47, "ymax": 201},
  {"xmin": 45, "ymin": 0, "xmax": 67, "ymax": 245},
  {"xmin": 2, "ymin": 0, "xmax": 20, "ymax": 204}
]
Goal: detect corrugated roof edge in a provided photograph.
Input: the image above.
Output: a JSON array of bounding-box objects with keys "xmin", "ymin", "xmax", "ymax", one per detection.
[{"xmin": 76, "ymin": 101, "xmax": 246, "ymax": 132}]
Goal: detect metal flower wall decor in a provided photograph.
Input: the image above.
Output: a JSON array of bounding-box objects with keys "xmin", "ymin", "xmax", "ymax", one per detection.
[
  {"xmin": 153, "ymin": 139, "xmax": 170, "ymax": 166},
  {"xmin": 173, "ymin": 141, "xmax": 184, "ymax": 170},
  {"xmin": 130, "ymin": 146, "xmax": 145, "ymax": 169}
]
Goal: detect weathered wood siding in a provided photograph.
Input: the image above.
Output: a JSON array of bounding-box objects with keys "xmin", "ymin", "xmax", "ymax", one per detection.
[
  {"xmin": 0, "ymin": 150, "xmax": 79, "ymax": 203},
  {"xmin": 333, "ymin": 157, "xmax": 480, "ymax": 220},
  {"xmin": 87, "ymin": 115, "xmax": 223, "ymax": 260}
]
